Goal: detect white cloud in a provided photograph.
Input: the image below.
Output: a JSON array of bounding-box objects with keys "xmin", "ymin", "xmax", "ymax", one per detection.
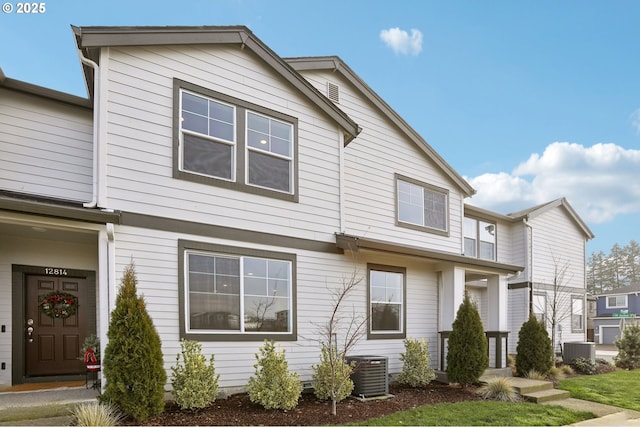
[
  {"xmin": 379, "ymin": 27, "xmax": 423, "ymax": 56},
  {"xmin": 631, "ymin": 108, "xmax": 640, "ymax": 135},
  {"xmin": 466, "ymin": 142, "xmax": 640, "ymax": 224}
]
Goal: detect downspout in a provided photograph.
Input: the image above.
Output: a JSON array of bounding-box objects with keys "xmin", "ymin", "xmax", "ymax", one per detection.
[
  {"xmin": 523, "ymin": 217, "xmax": 533, "ymax": 316},
  {"xmin": 338, "ymin": 130, "xmax": 345, "ymax": 233},
  {"xmin": 77, "ymin": 49, "xmax": 100, "ymax": 208}
]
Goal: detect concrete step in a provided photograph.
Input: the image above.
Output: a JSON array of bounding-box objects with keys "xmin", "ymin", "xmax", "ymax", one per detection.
[
  {"xmin": 504, "ymin": 377, "xmax": 554, "ymax": 394},
  {"xmin": 522, "ymin": 388, "xmax": 571, "ymax": 403}
]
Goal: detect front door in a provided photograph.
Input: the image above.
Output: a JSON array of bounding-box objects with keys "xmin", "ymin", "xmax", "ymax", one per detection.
[{"xmin": 25, "ymin": 275, "xmax": 88, "ymax": 377}]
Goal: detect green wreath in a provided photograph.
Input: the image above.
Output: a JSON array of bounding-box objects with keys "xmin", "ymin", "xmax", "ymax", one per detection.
[{"xmin": 39, "ymin": 291, "xmax": 78, "ymax": 319}]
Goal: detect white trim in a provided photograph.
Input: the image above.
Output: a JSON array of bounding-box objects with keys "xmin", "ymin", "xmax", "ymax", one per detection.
[{"xmin": 605, "ymin": 294, "xmax": 628, "ymax": 309}]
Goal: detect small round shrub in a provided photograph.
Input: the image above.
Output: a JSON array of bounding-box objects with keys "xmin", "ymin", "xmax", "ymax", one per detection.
[
  {"xmin": 397, "ymin": 338, "xmax": 436, "ymax": 387},
  {"xmin": 561, "ymin": 364, "xmax": 574, "ymax": 375},
  {"xmin": 570, "ymin": 357, "xmax": 596, "ymax": 375},
  {"xmin": 72, "ymin": 401, "xmax": 123, "ymax": 426},
  {"xmin": 171, "ymin": 339, "xmax": 219, "ymax": 410},
  {"xmin": 477, "ymin": 377, "xmax": 519, "ymax": 402},
  {"xmin": 247, "ymin": 340, "xmax": 302, "ymax": 410},
  {"xmin": 312, "ymin": 345, "xmax": 354, "ymax": 402},
  {"xmin": 548, "ymin": 366, "xmax": 565, "ymax": 381}
]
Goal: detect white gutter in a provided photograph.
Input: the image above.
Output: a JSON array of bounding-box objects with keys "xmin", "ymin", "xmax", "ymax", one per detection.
[{"xmin": 77, "ymin": 49, "xmax": 100, "ymax": 208}]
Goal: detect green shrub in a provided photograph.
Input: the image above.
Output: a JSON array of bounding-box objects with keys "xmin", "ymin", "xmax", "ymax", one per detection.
[
  {"xmin": 477, "ymin": 377, "xmax": 519, "ymax": 402},
  {"xmin": 247, "ymin": 340, "xmax": 302, "ymax": 410},
  {"xmin": 171, "ymin": 339, "xmax": 219, "ymax": 410},
  {"xmin": 615, "ymin": 321, "xmax": 640, "ymax": 369},
  {"xmin": 100, "ymin": 263, "xmax": 167, "ymax": 422},
  {"xmin": 561, "ymin": 364, "xmax": 574, "ymax": 375},
  {"xmin": 548, "ymin": 366, "xmax": 565, "ymax": 381},
  {"xmin": 397, "ymin": 338, "xmax": 436, "ymax": 387},
  {"xmin": 312, "ymin": 345, "xmax": 354, "ymax": 403},
  {"xmin": 525, "ymin": 369, "xmax": 547, "ymax": 381},
  {"xmin": 72, "ymin": 401, "xmax": 123, "ymax": 426},
  {"xmin": 570, "ymin": 357, "xmax": 596, "ymax": 375},
  {"xmin": 595, "ymin": 360, "xmax": 616, "ymax": 375},
  {"xmin": 515, "ymin": 315, "xmax": 553, "ymax": 377},
  {"xmin": 446, "ymin": 292, "xmax": 488, "ymax": 387}
]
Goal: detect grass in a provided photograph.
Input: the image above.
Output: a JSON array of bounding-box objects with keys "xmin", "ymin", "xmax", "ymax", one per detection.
[
  {"xmin": 350, "ymin": 401, "xmax": 595, "ymax": 426},
  {"xmin": 0, "ymin": 403, "xmax": 76, "ymax": 424},
  {"xmin": 558, "ymin": 368, "xmax": 640, "ymax": 411}
]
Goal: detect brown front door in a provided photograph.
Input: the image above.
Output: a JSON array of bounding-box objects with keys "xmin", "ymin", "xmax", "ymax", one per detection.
[{"xmin": 25, "ymin": 275, "xmax": 87, "ymax": 377}]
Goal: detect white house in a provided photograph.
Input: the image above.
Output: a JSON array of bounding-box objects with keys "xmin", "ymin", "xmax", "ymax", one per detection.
[{"xmin": 0, "ymin": 25, "xmax": 591, "ymax": 392}]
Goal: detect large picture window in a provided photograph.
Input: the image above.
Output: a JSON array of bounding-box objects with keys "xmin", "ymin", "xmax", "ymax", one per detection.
[
  {"xmin": 174, "ymin": 79, "xmax": 298, "ymax": 202},
  {"xmin": 179, "ymin": 240, "xmax": 296, "ymax": 341},
  {"xmin": 396, "ymin": 175, "xmax": 449, "ymax": 235},
  {"xmin": 368, "ymin": 264, "xmax": 406, "ymax": 339}
]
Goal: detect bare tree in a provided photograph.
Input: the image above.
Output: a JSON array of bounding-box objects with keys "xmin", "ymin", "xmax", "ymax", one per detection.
[{"xmin": 307, "ymin": 267, "xmax": 367, "ymax": 416}]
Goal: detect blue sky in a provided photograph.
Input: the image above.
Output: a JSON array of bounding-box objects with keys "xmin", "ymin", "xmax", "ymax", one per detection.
[{"xmin": 1, "ymin": 0, "xmax": 639, "ymax": 256}]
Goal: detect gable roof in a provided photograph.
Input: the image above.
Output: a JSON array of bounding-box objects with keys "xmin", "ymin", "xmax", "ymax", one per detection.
[
  {"xmin": 597, "ymin": 283, "xmax": 640, "ymax": 296},
  {"xmin": 507, "ymin": 197, "xmax": 594, "ymax": 240},
  {"xmin": 286, "ymin": 56, "xmax": 476, "ymax": 198},
  {"xmin": 71, "ymin": 25, "xmax": 361, "ymax": 144}
]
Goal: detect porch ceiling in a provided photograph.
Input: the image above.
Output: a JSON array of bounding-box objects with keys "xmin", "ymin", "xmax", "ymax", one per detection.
[{"xmin": 0, "ymin": 222, "xmax": 96, "ymax": 244}]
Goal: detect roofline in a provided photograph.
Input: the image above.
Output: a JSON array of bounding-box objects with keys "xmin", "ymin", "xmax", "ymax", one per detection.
[
  {"xmin": 336, "ymin": 233, "xmax": 523, "ymax": 274},
  {"xmin": 464, "ymin": 203, "xmax": 516, "ymax": 222},
  {"xmin": 286, "ymin": 56, "xmax": 476, "ymax": 197},
  {"xmin": 508, "ymin": 197, "xmax": 594, "ymax": 240},
  {"xmin": 71, "ymin": 25, "xmax": 361, "ymax": 144},
  {"xmin": 0, "ymin": 67, "xmax": 92, "ymax": 110}
]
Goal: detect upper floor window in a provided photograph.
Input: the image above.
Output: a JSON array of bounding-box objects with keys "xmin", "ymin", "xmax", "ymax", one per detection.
[
  {"xmin": 464, "ymin": 217, "xmax": 496, "ymax": 260},
  {"xmin": 396, "ymin": 175, "xmax": 449, "ymax": 235},
  {"xmin": 368, "ymin": 264, "xmax": 406, "ymax": 339},
  {"xmin": 179, "ymin": 240, "xmax": 296, "ymax": 341},
  {"xmin": 606, "ymin": 295, "xmax": 628, "ymax": 309},
  {"xmin": 174, "ymin": 79, "xmax": 298, "ymax": 202}
]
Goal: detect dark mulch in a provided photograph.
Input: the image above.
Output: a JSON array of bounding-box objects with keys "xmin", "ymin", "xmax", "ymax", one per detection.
[{"xmin": 124, "ymin": 382, "xmax": 482, "ymax": 426}]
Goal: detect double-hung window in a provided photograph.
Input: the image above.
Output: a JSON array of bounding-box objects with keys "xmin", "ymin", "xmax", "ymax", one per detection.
[
  {"xmin": 368, "ymin": 264, "xmax": 406, "ymax": 339},
  {"xmin": 571, "ymin": 296, "xmax": 584, "ymax": 332},
  {"xmin": 606, "ymin": 295, "xmax": 627, "ymax": 309},
  {"xmin": 175, "ymin": 79, "xmax": 297, "ymax": 201},
  {"xmin": 179, "ymin": 240, "xmax": 296, "ymax": 340},
  {"xmin": 464, "ymin": 217, "xmax": 496, "ymax": 260},
  {"xmin": 396, "ymin": 175, "xmax": 449, "ymax": 235}
]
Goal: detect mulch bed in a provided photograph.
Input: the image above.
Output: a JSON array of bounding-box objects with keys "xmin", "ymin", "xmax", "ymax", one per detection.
[{"xmin": 124, "ymin": 382, "xmax": 482, "ymax": 426}]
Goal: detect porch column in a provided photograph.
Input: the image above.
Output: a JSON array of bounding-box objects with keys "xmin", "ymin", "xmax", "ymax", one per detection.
[
  {"xmin": 439, "ymin": 266, "xmax": 466, "ymax": 330},
  {"xmin": 487, "ymin": 274, "xmax": 508, "ymax": 330}
]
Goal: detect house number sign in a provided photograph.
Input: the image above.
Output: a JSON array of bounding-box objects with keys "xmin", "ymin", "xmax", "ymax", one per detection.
[{"xmin": 44, "ymin": 267, "xmax": 68, "ymax": 276}]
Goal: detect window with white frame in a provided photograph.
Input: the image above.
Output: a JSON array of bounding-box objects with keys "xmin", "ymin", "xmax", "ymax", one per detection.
[
  {"xmin": 464, "ymin": 217, "xmax": 496, "ymax": 260},
  {"xmin": 179, "ymin": 241, "xmax": 296, "ymax": 340},
  {"xmin": 368, "ymin": 264, "xmax": 406, "ymax": 339},
  {"xmin": 533, "ymin": 293, "xmax": 547, "ymax": 325},
  {"xmin": 571, "ymin": 296, "xmax": 584, "ymax": 332},
  {"xmin": 175, "ymin": 80, "xmax": 297, "ymax": 201},
  {"xmin": 396, "ymin": 175, "xmax": 448, "ymax": 234},
  {"xmin": 606, "ymin": 295, "xmax": 628, "ymax": 309}
]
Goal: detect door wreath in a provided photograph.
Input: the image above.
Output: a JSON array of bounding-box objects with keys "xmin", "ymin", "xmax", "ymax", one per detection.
[{"xmin": 39, "ymin": 291, "xmax": 79, "ymax": 318}]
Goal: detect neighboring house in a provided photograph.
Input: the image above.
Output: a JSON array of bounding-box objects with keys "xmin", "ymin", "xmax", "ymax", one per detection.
[
  {"xmin": 0, "ymin": 25, "xmax": 591, "ymax": 392},
  {"xmin": 592, "ymin": 284, "xmax": 640, "ymax": 344}
]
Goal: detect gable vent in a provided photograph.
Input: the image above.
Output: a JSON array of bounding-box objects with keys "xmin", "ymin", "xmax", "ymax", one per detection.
[{"xmin": 327, "ymin": 82, "xmax": 340, "ymax": 103}]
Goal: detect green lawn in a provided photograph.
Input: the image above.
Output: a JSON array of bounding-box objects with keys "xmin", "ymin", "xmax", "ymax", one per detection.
[
  {"xmin": 559, "ymin": 369, "xmax": 640, "ymax": 411},
  {"xmin": 349, "ymin": 401, "xmax": 595, "ymax": 426}
]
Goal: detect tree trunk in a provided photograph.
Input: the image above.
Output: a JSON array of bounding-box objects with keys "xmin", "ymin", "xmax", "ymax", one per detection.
[{"xmin": 331, "ymin": 398, "xmax": 337, "ymax": 416}]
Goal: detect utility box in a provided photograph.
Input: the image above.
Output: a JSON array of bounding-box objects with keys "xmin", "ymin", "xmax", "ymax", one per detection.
[
  {"xmin": 346, "ymin": 355, "xmax": 388, "ymax": 398},
  {"xmin": 563, "ymin": 341, "xmax": 595, "ymax": 363}
]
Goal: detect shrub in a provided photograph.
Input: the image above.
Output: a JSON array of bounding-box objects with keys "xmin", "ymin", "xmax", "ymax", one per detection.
[
  {"xmin": 570, "ymin": 357, "xmax": 596, "ymax": 375},
  {"xmin": 446, "ymin": 292, "xmax": 488, "ymax": 387},
  {"xmin": 548, "ymin": 366, "xmax": 565, "ymax": 381},
  {"xmin": 171, "ymin": 339, "xmax": 219, "ymax": 410},
  {"xmin": 524, "ymin": 369, "xmax": 547, "ymax": 381},
  {"xmin": 515, "ymin": 315, "xmax": 553, "ymax": 377},
  {"xmin": 100, "ymin": 263, "xmax": 166, "ymax": 422},
  {"xmin": 615, "ymin": 321, "xmax": 640, "ymax": 369},
  {"xmin": 595, "ymin": 361, "xmax": 616, "ymax": 375},
  {"xmin": 477, "ymin": 377, "xmax": 519, "ymax": 402},
  {"xmin": 397, "ymin": 338, "xmax": 436, "ymax": 387},
  {"xmin": 312, "ymin": 345, "xmax": 354, "ymax": 403},
  {"xmin": 561, "ymin": 364, "xmax": 574, "ymax": 375},
  {"xmin": 72, "ymin": 401, "xmax": 123, "ymax": 426},
  {"xmin": 507, "ymin": 354, "xmax": 516, "ymax": 368},
  {"xmin": 247, "ymin": 340, "xmax": 302, "ymax": 410}
]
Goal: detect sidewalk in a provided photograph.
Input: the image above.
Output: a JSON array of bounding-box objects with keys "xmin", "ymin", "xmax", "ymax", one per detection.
[{"xmin": 544, "ymin": 397, "xmax": 640, "ymax": 426}]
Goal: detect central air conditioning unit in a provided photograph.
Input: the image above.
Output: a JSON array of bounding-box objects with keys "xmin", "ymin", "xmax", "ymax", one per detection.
[
  {"xmin": 346, "ymin": 355, "xmax": 388, "ymax": 398},
  {"xmin": 563, "ymin": 342, "xmax": 595, "ymax": 363}
]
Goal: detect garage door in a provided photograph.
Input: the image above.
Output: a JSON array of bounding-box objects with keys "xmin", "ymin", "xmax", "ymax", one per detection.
[{"xmin": 601, "ymin": 326, "xmax": 621, "ymax": 344}]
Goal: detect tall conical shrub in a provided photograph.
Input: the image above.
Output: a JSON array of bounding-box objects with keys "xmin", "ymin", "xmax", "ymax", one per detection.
[
  {"xmin": 515, "ymin": 315, "xmax": 553, "ymax": 376},
  {"xmin": 101, "ymin": 263, "xmax": 166, "ymax": 422},
  {"xmin": 446, "ymin": 292, "xmax": 488, "ymax": 387}
]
